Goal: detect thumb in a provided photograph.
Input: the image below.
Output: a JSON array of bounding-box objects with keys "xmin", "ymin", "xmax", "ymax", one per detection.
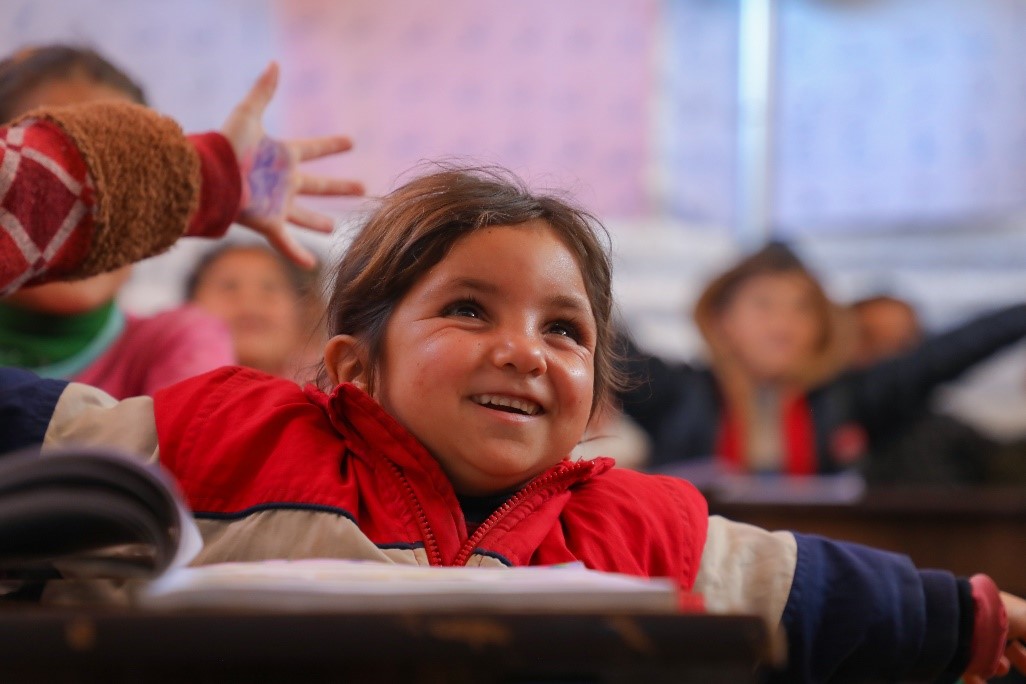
[{"xmin": 236, "ymin": 61, "xmax": 280, "ymax": 117}]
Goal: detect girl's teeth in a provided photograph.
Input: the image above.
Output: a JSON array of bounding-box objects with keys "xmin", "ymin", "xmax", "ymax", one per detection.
[{"xmin": 472, "ymin": 394, "xmax": 541, "ymax": 416}]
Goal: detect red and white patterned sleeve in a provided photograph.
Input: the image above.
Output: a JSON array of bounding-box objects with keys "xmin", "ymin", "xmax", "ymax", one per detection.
[
  {"xmin": 0, "ymin": 118, "xmax": 95, "ymax": 295},
  {"xmin": 0, "ymin": 103, "xmax": 241, "ymax": 296}
]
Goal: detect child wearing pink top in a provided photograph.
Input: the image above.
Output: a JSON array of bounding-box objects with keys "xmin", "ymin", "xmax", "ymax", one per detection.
[{"xmin": 71, "ymin": 305, "xmax": 233, "ymax": 398}]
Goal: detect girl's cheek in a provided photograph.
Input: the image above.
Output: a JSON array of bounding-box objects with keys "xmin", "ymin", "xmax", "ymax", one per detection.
[
  {"xmin": 564, "ymin": 363, "xmax": 595, "ymax": 410},
  {"xmin": 557, "ymin": 355, "xmax": 593, "ymax": 384}
]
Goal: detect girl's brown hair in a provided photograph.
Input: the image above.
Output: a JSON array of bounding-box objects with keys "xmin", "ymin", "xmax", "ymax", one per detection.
[
  {"xmin": 0, "ymin": 45, "xmax": 146, "ymax": 123},
  {"xmin": 320, "ymin": 166, "xmax": 624, "ymax": 412}
]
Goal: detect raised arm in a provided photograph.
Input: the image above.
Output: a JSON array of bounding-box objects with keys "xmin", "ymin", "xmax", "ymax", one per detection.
[
  {"xmin": 0, "ymin": 62, "xmax": 361, "ymax": 295},
  {"xmin": 613, "ymin": 329, "xmax": 722, "ymax": 467},
  {"xmin": 615, "ymin": 330, "xmax": 696, "ymax": 438},
  {"xmin": 846, "ymin": 303, "xmax": 1026, "ymax": 432}
]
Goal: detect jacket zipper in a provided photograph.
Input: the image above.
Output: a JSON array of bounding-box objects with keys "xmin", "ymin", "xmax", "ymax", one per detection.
[
  {"xmin": 385, "ymin": 460, "xmax": 444, "ymax": 566},
  {"xmin": 388, "ymin": 458, "xmax": 593, "ymax": 567},
  {"xmin": 451, "ymin": 460, "xmax": 593, "ymax": 567}
]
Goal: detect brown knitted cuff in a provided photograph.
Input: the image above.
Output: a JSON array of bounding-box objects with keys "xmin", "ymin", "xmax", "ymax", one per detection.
[{"xmin": 17, "ymin": 101, "xmax": 201, "ymax": 277}]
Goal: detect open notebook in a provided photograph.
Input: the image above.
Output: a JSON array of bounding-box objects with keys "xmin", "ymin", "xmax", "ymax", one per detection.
[{"xmin": 0, "ymin": 447, "xmax": 201, "ymax": 581}]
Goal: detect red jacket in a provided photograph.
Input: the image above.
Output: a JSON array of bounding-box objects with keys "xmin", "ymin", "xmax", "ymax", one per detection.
[{"xmin": 155, "ymin": 366, "xmax": 709, "ymax": 589}]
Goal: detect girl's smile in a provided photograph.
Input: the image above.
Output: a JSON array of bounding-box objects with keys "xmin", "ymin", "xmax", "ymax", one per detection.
[{"xmin": 469, "ymin": 393, "xmax": 544, "ymax": 417}]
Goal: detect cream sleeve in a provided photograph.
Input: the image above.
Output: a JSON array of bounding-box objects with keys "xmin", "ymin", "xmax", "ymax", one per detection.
[
  {"xmin": 692, "ymin": 515, "xmax": 798, "ymax": 664},
  {"xmin": 42, "ymin": 382, "xmax": 160, "ymax": 465}
]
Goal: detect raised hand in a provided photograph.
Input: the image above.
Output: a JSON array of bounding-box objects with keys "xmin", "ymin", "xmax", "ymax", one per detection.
[{"xmin": 221, "ymin": 62, "xmax": 364, "ymax": 267}]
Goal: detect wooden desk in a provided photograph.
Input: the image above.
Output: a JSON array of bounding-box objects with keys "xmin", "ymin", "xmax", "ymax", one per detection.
[
  {"xmin": 709, "ymin": 485, "xmax": 1026, "ymax": 594},
  {"xmin": 0, "ymin": 608, "xmax": 767, "ymax": 683}
]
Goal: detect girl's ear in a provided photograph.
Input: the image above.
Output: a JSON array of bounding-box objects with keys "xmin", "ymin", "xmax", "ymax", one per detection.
[{"xmin": 324, "ymin": 334, "xmax": 370, "ymax": 391}]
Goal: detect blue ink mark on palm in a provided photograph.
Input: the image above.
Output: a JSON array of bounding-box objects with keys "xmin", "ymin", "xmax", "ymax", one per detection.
[{"xmin": 246, "ymin": 137, "xmax": 289, "ymax": 218}]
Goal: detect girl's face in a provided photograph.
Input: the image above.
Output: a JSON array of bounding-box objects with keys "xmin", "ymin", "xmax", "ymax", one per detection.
[
  {"xmin": 191, "ymin": 248, "xmax": 303, "ymax": 376},
  {"xmin": 716, "ymin": 272, "xmax": 823, "ymax": 383},
  {"xmin": 375, "ymin": 221, "xmax": 596, "ymax": 495}
]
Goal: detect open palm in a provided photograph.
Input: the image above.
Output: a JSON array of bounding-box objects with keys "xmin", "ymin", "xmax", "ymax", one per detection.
[{"xmin": 221, "ymin": 62, "xmax": 364, "ymax": 267}]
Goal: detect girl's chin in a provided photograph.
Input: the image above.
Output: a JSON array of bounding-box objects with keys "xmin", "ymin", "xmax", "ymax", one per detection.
[{"xmin": 446, "ymin": 457, "xmax": 558, "ymax": 495}]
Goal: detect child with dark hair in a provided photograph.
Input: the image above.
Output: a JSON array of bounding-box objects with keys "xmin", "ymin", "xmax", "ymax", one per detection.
[
  {"xmin": 619, "ymin": 242, "xmax": 1026, "ymax": 477},
  {"xmin": 186, "ymin": 243, "xmax": 324, "ymax": 381},
  {"xmin": 0, "ymin": 44, "xmax": 236, "ymax": 397},
  {"xmin": 849, "ymin": 294, "xmax": 1026, "ymax": 485},
  {"xmin": 0, "ymin": 45, "xmax": 146, "ymax": 122}
]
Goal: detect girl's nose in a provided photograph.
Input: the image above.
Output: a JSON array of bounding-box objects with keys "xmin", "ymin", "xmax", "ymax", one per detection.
[{"xmin": 490, "ymin": 331, "xmax": 547, "ymax": 375}]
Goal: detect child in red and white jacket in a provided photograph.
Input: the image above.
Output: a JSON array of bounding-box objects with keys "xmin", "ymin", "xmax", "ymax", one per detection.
[{"xmin": 1, "ymin": 66, "xmax": 1023, "ymax": 683}]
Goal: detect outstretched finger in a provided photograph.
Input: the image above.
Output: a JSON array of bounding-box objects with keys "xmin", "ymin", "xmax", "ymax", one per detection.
[
  {"xmin": 234, "ymin": 61, "xmax": 280, "ymax": 118},
  {"xmin": 288, "ymin": 204, "xmax": 336, "ymax": 233},
  {"xmin": 297, "ymin": 174, "xmax": 365, "ymax": 196},
  {"xmin": 290, "ymin": 135, "xmax": 354, "ymax": 161}
]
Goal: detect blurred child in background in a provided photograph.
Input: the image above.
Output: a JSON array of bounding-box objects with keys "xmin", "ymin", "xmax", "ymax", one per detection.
[
  {"xmin": 186, "ymin": 243, "xmax": 325, "ymax": 382},
  {"xmin": 848, "ymin": 294, "xmax": 995, "ymax": 483},
  {"xmin": 0, "ymin": 45, "xmax": 235, "ymax": 398},
  {"xmin": 619, "ymin": 242, "xmax": 1026, "ymax": 478}
]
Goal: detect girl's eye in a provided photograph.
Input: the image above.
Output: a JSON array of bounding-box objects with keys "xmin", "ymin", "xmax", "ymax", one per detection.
[
  {"xmin": 444, "ymin": 300, "xmax": 484, "ymax": 319},
  {"xmin": 547, "ymin": 320, "xmax": 583, "ymax": 342}
]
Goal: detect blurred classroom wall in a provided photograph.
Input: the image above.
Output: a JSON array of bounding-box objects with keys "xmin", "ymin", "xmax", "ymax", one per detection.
[{"xmin": 3, "ymin": 0, "xmax": 1024, "ymax": 433}]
